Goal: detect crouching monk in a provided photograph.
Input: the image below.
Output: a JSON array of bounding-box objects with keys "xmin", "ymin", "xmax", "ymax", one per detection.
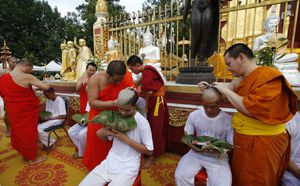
[
  {"xmin": 199, "ymin": 43, "xmax": 298, "ymax": 185},
  {"xmin": 0, "ymin": 58, "xmax": 50, "ymax": 164}
]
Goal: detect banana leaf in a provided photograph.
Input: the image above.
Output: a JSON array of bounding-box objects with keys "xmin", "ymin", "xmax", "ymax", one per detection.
[
  {"xmin": 72, "ymin": 113, "xmax": 89, "ymax": 126},
  {"xmin": 91, "ymin": 110, "xmax": 137, "ymax": 132},
  {"xmin": 39, "ymin": 111, "xmax": 52, "ymax": 119},
  {"xmin": 181, "ymin": 134, "xmax": 233, "ymax": 159}
]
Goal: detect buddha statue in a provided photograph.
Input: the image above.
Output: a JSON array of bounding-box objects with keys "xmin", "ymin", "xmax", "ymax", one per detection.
[
  {"xmin": 76, "ymin": 38, "xmax": 93, "ymax": 80},
  {"xmin": 139, "ymin": 29, "xmax": 166, "ymax": 82},
  {"xmin": 253, "ymin": 6, "xmax": 300, "ymax": 86},
  {"xmin": 60, "ymin": 41, "xmax": 69, "ymax": 77},
  {"xmin": 253, "ymin": 5, "xmax": 298, "ymax": 64},
  {"xmin": 101, "ymin": 37, "xmax": 120, "ymax": 70},
  {"xmin": 62, "ymin": 41, "xmax": 77, "ymax": 81}
]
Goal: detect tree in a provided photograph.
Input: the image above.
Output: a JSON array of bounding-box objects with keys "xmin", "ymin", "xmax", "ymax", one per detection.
[
  {"xmin": 0, "ymin": 0, "xmax": 66, "ymax": 65},
  {"xmin": 76, "ymin": 0, "xmax": 126, "ymax": 50}
]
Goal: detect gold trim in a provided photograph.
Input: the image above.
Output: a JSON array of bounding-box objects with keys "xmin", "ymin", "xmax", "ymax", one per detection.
[{"xmin": 168, "ymin": 108, "xmax": 191, "ymax": 127}]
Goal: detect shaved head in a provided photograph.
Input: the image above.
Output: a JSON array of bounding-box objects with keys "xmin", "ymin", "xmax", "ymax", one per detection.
[{"xmin": 202, "ymin": 87, "xmax": 221, "ymax": 104}]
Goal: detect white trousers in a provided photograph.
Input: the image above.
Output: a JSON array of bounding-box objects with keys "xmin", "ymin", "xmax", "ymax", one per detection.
[
  {"xmin": 79, "ymin": 163, "xmax": 136, "ymax": 186},
  {"xmin": 38, "ymin": 120, "xmax": 63, "ymax": 146},
  {"xmin": 68, "ymin": 124, "xmax": 87, "ymax": 157},
  {"xmin": 282, "ymin": 171, "xmax": 300, "ymax": 186},
  {"xmin": 174, "ymin": 150, "xmax": 232, "ymax": 186}
]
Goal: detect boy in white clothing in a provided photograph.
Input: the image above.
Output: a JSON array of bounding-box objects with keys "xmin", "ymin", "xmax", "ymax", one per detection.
[
  {"xmin": 68, "ymin": 103, "xmax": 90, "ymax": 158},
  {"xmin": 282, "ymin": 111, "xmax": 300, "ymax": 186},
  {"xmin": 38, "ymin": 88, "xmax": 66, "ymax": 149},
  {"xmin": 79, "ymin": 88, "xmax": 153, "ymax": 186},
  {"xmin": 175, "ymin": 87, "xmax": 233, "ymax": 186}
]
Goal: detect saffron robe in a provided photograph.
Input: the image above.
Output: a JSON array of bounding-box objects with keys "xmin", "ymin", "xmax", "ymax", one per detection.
[
  {"xmin": 232, "ymin": 66, "xmax": 298, "ymax": 186},
  {"xmin": 141, "ymin": 65, "xmax": 169, "ymax": 156},
  {"xmin": 83, "ymin": 71, "xmax": 135, "ymax": 171},
  {"xmin": 79, "ymin": 83, "xmax": 88, "ymax": 114},
  {"xmin": 0, "ymin": 73, "xmax": 40, "ymax": 160}
]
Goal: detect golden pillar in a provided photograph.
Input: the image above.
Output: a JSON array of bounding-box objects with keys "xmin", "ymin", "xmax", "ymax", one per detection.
[
  {"xmin": 0, "ymin": 40, "xmax": 12, "ymax": 69},
  {"xmin": 94, "ymin": 0, "xmax": 109, "ymax": 59}
]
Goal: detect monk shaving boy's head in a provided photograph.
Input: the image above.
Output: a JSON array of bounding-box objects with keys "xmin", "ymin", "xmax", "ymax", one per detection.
[
  {"xmin": 202, "ymin": 87, "xmax": 222, "ymax": 118},
  {"xmin": 127, "ymin": 55, "xmax": 144, "ymax": 75},
  {"xmin": 117, "ymin": 88, "xmax": 139, "ymax": 117},
  {"xmin": 107, "ymin": 60, "xmax": 127, "ymax": 84},
  {"xmin": 43, "ymin": 87, "xmax": 56, "ymax": 101}
]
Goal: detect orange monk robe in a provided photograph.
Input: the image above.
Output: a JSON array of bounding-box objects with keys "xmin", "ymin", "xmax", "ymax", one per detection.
[
  {"xmin": 83, "ymin": 71, "xmax": 135, "ymax": 171},
  {"xmin": 141, "ymin": 65, "xmax": 169, "ymax": 156},
  {"xmin": 79, "ymin": 83, "xmax": 88, "ymax": 114},
  {"xmin": 0, "ymin": 74, "xmax": 40, "ymax": 160},
  {"xmin": 232, "ymin": 66, "xmax": 298, "ymax": 186}
]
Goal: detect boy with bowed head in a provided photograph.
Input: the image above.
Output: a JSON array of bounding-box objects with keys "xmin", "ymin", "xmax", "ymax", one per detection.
[
  {"xmin": 175, "ymin": 87, "xmax": 233, "ymax": 186},
  {"xmin": 79, "ymin": 88, "xmax": 153, "ymax": 186}
]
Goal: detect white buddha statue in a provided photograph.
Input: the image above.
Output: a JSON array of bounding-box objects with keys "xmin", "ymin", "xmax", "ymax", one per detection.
[
  {"xmin": 139, "ymin": 29, "xmax": 166, "ymax": 82},
  {"xmin": 253, "ymin": 5, "xmax": 299, "ymax": 86},
  {"xmin": 253, "ymin": 5, "xmax": 298, "ymax": 64}
]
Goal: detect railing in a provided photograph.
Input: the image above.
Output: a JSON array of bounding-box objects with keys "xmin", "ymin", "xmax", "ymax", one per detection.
[{"xmin": 103, "ymin": 0, "xmax": 299, "ymax": 81}]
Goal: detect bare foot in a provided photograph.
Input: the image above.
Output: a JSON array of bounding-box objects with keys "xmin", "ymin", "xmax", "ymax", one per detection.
[
  {"xmin": 28, "ymin": 156, "xmax": 47, "ymax": 165},
  {"xmin": 72, "ymin": 152, "xmax": 83, "ymax": 159},
  {"xmin": 142, "ymin": 156, "xmax": 155, "ymax": 169}
]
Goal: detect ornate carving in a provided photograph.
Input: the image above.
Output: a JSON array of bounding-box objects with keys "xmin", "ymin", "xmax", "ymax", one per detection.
[
  {"xmin": 37, "ymin": 94, "xmax": 47, "ymax": 105},
  {"xmin": 69, "ymin": 97, "xmax": 80, "ymax": 112},
  {"xmin": 96, "ymin": 0, "xmax": 108, "ymax": 16},
  {"xmin": 168, "ymin": 108, "xmax": 191, "ymax": 127}
]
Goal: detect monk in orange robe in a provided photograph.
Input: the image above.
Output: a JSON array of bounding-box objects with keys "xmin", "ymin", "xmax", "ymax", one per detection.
[
  {"xmin": 83, "ymin": 60, "xmax": 135, "ymax": 171},
  {"xmin": 200, "ymin": 43, "xmax": 298, "ymax": 186},
  {"xmin": 76, "ymin": 62, "xmax": 97, "ymax": 114},
  {"xmin": 127, "ymin": 55, "xmax": 169, "ymax": 168},
  {"xmin": 0, "ymin": 58, "xmax": 50, "ymax": 164}
]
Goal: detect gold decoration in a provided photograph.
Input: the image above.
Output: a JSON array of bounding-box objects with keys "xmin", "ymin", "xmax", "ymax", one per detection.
[
  {"xmin": 37, "ymin": 94, "xmax": 47, "ymax": 105},
  {"xmin": 168, "ymin": 108, "xmax": 191, "ymax": 127},
  {"xmin": 96, "ymin": 0, "xmax": 108, "ymax": 16},
  {"xmin": 69, "ymin": 97, "xmax": 80, "ymax": 112}
]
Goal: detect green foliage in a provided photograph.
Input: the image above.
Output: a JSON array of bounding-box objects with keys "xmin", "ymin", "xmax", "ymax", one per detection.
[
  {"xmin": 72, "ymin": 113, "xmax": 89, "ymax": 126},
  {"xmin": 0, "ymin": 0, "xmax": 66, "ymax": 65},
  {"xmin": 76, "ymin": 0, "xmax": 126, "ymax": 51},
  {"xmin": 39, "ymin": 111, "xmax": 52, "ymax": 119},
  {"xmin": 91, "ymin": 110, "xmax": 137, "ymax": 132},
  {"xmin": 0, "ymin": 0, "xmax": 125, "ymax": 66},
  {"xmin": 254, "ymin": 38, "xmax": 288, "ymax": 67},
  {"xmin": 181, "ymin": 134, "xmax": 233, "ymax": 158}
]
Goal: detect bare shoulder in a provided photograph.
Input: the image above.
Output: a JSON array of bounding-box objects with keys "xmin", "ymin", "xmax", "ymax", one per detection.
[{"xmin": 0, "ymin": 69, "xmax": 8, "ymax": 77}]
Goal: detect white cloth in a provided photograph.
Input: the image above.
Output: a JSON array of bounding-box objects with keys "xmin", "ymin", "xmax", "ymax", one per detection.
[
  {"xmin": 0, "ymin": 97, "xmax": 4, "ymax": 118},
  {"xmin": 175, "ymin": 108, "xmax": 233, "ymax": 186},
  {"xmin": 79, "ymin": 165, "xmax": 136, "ymax": 186},
  {"xmin": 68, "ymin": 124, "xmax": 87, "ymax": 157},
  {"xmin": 80, "ymin": 112, "xmax": 153, "ymax": 186},
  {"xmin": 68, "ymin": 99, "xmax": 90, "ymax": 156},
  {"xmin": 282, "ymin": 112, "xmax": 300, "ymax": 186},
  {"xmin": 38, "ymin": 96, "xmax": 66, "ymax": 146}
]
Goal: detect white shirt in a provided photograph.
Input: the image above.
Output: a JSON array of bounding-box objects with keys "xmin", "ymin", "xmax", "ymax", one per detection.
[
  {"xmin": 45, "ymin": 96, "xmax": 66, "ymax": 122},
  {"xmin": 98, "ymin": 112, "xmax": 153, "ymax": 176},
  {"xmin": 184, "ymin": 107, "xmax": 233, "ymax": 144},
  {"xmin": 286, "ymin": 112, "xmax": 300, "ymax": 167}
]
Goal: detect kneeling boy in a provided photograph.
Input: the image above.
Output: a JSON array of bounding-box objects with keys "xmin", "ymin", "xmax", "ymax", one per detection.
[{"xmin": 79, "ymin": 88, "xmax": 153, "ymax": 186}]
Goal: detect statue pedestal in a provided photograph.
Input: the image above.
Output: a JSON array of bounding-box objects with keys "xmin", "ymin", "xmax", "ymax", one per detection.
[{"xmin": 175, "ymin": 66, "xmax": 215, "ymax": 85}]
